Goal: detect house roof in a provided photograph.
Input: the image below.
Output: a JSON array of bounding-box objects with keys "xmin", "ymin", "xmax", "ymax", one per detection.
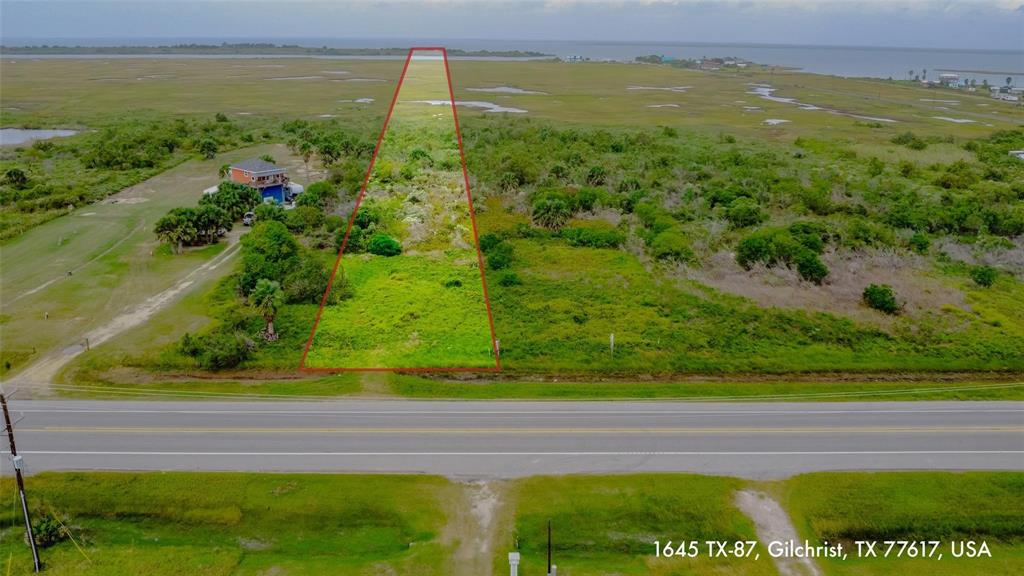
[{"xmin": 231, "ymin": 158, "xmax": 285, "ymax": 174}]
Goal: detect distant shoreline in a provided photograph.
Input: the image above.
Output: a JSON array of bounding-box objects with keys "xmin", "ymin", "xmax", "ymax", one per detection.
[
  {"xmin": 936, "ymin": 68, "xmax": 1024, "ymax": 76},
  {"xmin": 0, "ymin": 43, "xmax": 553, "ymax": 58}
]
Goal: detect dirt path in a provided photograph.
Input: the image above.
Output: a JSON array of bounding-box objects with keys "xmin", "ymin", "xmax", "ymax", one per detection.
[
  {"xmin": 4, "ymin": 236, "xmax": 242, "ymax": 396},
  {"xmin": 735, "ymin": 490, "xmax": 822, "ymax": 576},
  {"xmin": 444, "ymin": 480, "xmax": 502, "ymax": 576}
]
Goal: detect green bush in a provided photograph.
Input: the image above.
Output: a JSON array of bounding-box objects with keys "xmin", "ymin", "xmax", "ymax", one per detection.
[
  {"xmin": 498, "ymin": 271, "xmax": 522, "ymax": 286},
  {"xmin": 284, "ymin": 252, "xmax": 336, "ymax": 304},
  {"xmin": 908, "ymin": 232, "xmax": 930, "ymax": 254},
  {"xmin": 725, "ymin": 197, "xmax": 766, "ymax": 228},
  {"xmin": 649, "ymin": 229, "xmax": 693, "ymax": 262},
  {"xmin": 32, "ymin": 515, "xmax": 68, "ymax": 548},
  {"xmin": 367, "ymin": 233, "xmax": 402, "ymax": 256},
  {"xmin": 736, "ymin": 223, "xmax": 829, "ymax": 283},
  {"xmin": 863, "ymin": 284, "xmax": 900, "ymax": 314},
  {"xmin": 254, "ymin": 203, "xmax": 286, "ymax": 224},
  {"xmin": 970, "ymin": 265, "xmax": 998, "ymax": 287},
  {"xmin": 794, "ymin": 251, "xmax": 829, "ymax": 284},
  {"xmin": 892, "ymin": 131, "xmax": 928, "ymax": 150},
  {"xmin": 487, "ymin": 242, "xmax": 514, "ymax": 270},
  {"xmin": 179, "ymin": 329, "xmax": 253, "ymax": 370},
  {"xmin": 561, "ymin": 224, "xmax": 624, "ymax": 248},
  {"xmin": 478, "ymin": 232, "xmax": 504, "ymax": 253},
  {"xmin": 286, "ymin": 205, "xmax": 325, "ymax": 233},
  {"xmin": 531, "ymin": 195, "xmax": 572, "ymax": 230}
]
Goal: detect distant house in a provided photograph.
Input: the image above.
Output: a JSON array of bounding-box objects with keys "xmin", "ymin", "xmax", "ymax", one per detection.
[
  {"xmin": 229, "ymin": 158, "xmax": 290, "ymax": 204},
  {"xmin": 990, "ymin": 85, "xmax": 1022, "ymax": 102},
  {"xmin": 699, "ymin": 58, "xmax": 724, "ymax": 71},
  {"xmin": 938, "ymin": 73, "xmax": 959, "ymax": 88}
]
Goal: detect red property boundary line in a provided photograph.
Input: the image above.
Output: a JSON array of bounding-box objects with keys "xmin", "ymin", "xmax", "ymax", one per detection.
[{"xmin": 299, "ymin": 47, "xmax": 501, "ymax": 373}]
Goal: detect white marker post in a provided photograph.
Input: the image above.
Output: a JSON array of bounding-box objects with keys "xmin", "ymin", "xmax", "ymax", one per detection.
[
  {"xmin": 508, "ymin": 551, "xmax": 520, "ymax": 576},
  {"xmin": 610, "ymin": 333, "xmax": 614, "ymax": 356}
]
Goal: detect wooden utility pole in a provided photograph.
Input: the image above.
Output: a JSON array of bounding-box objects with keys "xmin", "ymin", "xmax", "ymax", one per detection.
[{"xmin": 1, "ymin": 392, "xmax": 41, "ymax": 572}]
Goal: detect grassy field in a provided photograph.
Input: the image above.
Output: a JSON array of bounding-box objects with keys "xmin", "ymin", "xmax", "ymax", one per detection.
[
  {"xmin": 493, "ymin": 472, "xmax": 1024, "ymax": 575},
  {"xmin": 3, "ymin": 58, "xmax": 1020, "ymax": 138},
  {"xmin": 3, "ymin": 471, "xmax": 1021, "ymax": 575},
  {"xmin": 778, "ymin": 472, "xmax": 1024, "ymax": 576},
  {"xmin": 494, "ymin": 474, "xmax": 777, "ymax": 575},
  {"xmin": 3, "ymin": 56, "xmax": 1023, "ymax": 391},
  {"xmin": 0, "ymin": 472, "xmax": 458, "ymax": 575},
  {"xmin": 0, "ymin": 144, "xmax": 307, "ymax": 378},
  {"xmin": 305, "ymin": 55, "xmax": 496, "ymax": 369}
]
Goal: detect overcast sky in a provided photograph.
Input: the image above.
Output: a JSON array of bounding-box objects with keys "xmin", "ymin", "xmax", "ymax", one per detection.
[{"xmin": 2, "ymin": 1, "xmax": 1023, "ymax": 51}]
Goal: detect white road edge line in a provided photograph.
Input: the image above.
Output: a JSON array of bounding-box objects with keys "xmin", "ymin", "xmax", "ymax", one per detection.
[{"xmin": 6, "ymin": 450, "xmax": 1023, "ymax": 456}]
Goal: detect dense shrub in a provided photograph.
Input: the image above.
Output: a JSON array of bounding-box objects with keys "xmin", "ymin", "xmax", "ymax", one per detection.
[
  {"xmin": 891, "ymin": 131, "xmax": 927, "ymax": 150},
  {"xmin": 531, "ymin": 195, "xmax": 572, "ymax": 230},
  {"xmin": 286, "ymin": 205, "xmax": 325, "ymax": 233},
  {"xmin": 863, "ymin": 284, "xmax": 900, "ymax": 314},
  {"xmin": 367, "ymin": 233, "xmax": 402, "ymax": 256},
  {"xmin": 284, "ymin": 252, "xmax": 340, "ymax": 304},
  {"xmin": 254, "ymin": 203, "xmax": 286, "ymax": 223},
  {"xmin": 736, "ymin": 223, "xmax": 830, "ymax": 283},
  {"xmin": 794, "ymin": 251, "xmax": 829, "ymax": 284},
  {"xmin": 296, "ymin": 181, "xmax": 338, "ymax": 210},
  {"xmin": 180, "ymin": 329, "xmax": 253, "ymax": 370},
  {"xmin": 486, "ymin": 242, "xmax": 515, "ymax": 270},
  {"xmin": 498, "ymin": 271, "xmax": 522, "ymax": 286},
  {"xmin": 725, "ymin": 197, "xmax": 766, "ymax": 228},
  {"xmin": 908, "ymin": 232, "xmax": 930, "ymax": 254},
  {"xmin": 649, "ymin": 229, "xmax": 693, "ymax": 262},
  {"xmin": 970, "ymin": 265, "xmax": 998, "ymax": 288},
  {"xmin": 478, "ymin": 232, "xmax": 504, "ymax": 253},
  {"xmin": 561, "ymin": 224, "xmax": 624, "ymax": 248},
  {"xmin": 32, "ymin": 515, "xmax": 68, "ymax": 548}
]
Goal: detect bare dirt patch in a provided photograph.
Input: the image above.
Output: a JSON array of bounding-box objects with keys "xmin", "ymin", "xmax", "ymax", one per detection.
[{"xmin": 686, "ymin": 248, "xmax": 967, "ymax": 323}]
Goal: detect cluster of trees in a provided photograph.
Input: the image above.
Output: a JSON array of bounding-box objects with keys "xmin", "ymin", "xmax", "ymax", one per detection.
[
  {"xmin": 154, "ymin": 205, "xmax": 231, "ymax": 253},
  {"xmin": 0, "ymin": 114, "xmax": 280, "ymax": 239},
  {"xmin": 463, "ymin": 118, "xmax": 1023, "ymax": 281},
  {"xmin": 282, "ymin": 119, "xmax": 375, "ymax": 177},
  {"xmin": 154, "ymin": 182, "xmax": 261, "ymax": 252}
]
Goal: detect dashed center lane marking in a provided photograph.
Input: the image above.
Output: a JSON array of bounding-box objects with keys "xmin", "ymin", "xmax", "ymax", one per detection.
[{"xmin": 23, "ymin": 426, "xmax": 1024, "ymax": 435}]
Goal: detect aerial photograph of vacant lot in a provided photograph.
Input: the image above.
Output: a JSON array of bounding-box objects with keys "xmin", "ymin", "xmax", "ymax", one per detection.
[
  {"xmin": 303, "ymin": 50, "xmax": 497, "ymax": 370},
  {"xmin": 0, "ymin": 0, "xmax": 1021, "ymax": 575}
]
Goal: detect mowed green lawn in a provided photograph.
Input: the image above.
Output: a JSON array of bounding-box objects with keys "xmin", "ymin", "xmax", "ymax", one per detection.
[
  {"xmin": 495, "ymin": 474, "xmax": 776, "ymax": 576},
  {"xmin": 0, "ymin": 144, "xmax": 299, "ymax": 378},
  {"xmin": 779, "ymin": 472, "xmax": 1024, "ymax": 576},
  {"xmin": 0, "ymin": 472, "xmax": 458, "ymax": 576},
  {"xmin": 3, "ymin": 471, "xmax": 1021, "ymax": 575}
]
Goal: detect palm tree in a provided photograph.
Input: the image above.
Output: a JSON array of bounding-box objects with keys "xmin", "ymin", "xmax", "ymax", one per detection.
[
  {"xmin": 299, "ymin": 140, "xmax": 314, "ymax": 179},
  {"xmin": 218, "ymin": 163, "xmax": 230, "ymax": 179},
  {"xmin": 250, "ymin": 279, "xmax": 284, "ymax": 341}
]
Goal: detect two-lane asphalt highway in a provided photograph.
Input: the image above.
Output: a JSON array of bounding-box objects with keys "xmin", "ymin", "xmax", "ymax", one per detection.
[{"xmin": 2, "ymin": 400, "xmax": 1021, "ymax": 478}]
